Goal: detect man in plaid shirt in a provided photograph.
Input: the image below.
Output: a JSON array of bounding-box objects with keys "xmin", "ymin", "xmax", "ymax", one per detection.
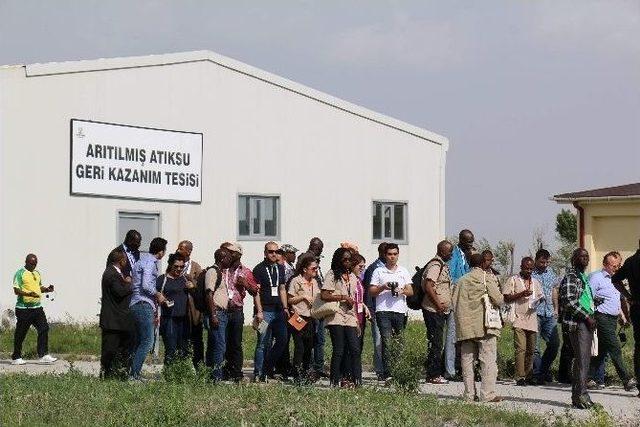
[{"xmin": 559, "ymin": 248, "xmax": 597, "ymax": 409}]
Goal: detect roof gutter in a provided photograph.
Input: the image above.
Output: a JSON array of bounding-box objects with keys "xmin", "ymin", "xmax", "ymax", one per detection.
[
  {"xmin": 552, "ymin": 195, "xmax": 640, "ymax": 203},
  {"xmin": 573, "ymin": 202, "xmax": 585, "ymax": 249}
]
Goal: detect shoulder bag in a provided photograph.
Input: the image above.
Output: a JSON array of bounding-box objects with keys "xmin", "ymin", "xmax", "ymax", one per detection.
[{"xmin": 481, "ymin": 271, "xmax": 503, "ymax": 329}]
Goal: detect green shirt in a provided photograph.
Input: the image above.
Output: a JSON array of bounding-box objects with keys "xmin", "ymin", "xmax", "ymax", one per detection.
[{"xmin": 13, "ymin": 268, "xmax": 42, "ymax": 309}]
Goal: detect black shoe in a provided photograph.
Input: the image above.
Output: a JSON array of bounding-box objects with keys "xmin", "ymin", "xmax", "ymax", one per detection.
[
  {"xmin": 445, "ymin": 374, "xmax": 463, "ymax": 382},
  {"xmin": 572, "ymin": 396, "xmax": 593, "ymax": 409},
  {"xmin": 515, "ymin": 379, "xmax": 527, "ymax": 387},
  {"xmin": 315, "ymin": 370, "xmax": 329, "ymax": 378}
]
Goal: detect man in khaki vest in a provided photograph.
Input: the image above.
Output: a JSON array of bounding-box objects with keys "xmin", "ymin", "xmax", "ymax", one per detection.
[
  {"xmin": 422, "ymin": 240, "xmax": 454, "ymax": 384},
  {"xmin": 452, "ymin": 253, "xmax": 504, "ymax": 402}
]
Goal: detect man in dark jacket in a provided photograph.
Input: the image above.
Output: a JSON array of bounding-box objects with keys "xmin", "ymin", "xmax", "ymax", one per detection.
[{"xmin": 100, "ymin": 248, "xmax": 134, "ymax": 379}]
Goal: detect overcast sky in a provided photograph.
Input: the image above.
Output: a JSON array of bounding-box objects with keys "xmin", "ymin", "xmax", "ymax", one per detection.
[{"xmin": 1, "ymin": 0, "xmax": 638, "ymax": 257}]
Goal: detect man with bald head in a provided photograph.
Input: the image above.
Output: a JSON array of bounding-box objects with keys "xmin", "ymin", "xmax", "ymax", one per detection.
[
  {"xmin": 11, "ymin": 254, "xmax": 57, "ymax": 365},
  {"xmin": 559, "ymin": 248, "xmax": 596, "ymax": 409},
  {"xmin": 176, "ymin": 240, "xmax": 204, "ymax": 368},
  {"xmin": 421, "ymin": 240, "xmax": 454, "ymax": 383},
  {"xmin": 444, "ymin": 229, "xmax": 475, "ymax": 380}
]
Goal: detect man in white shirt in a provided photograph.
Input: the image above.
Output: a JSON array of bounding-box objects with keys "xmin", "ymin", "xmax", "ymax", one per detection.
[{"xmin": 369, "ymin": 243, "xmax": 414, "ymax": 381}]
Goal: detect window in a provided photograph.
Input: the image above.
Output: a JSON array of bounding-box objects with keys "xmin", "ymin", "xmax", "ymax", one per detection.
[
  {"xmin": 238, "ymin": 195, "xmax": 280, "ymax": 239},
  {"xmin": 372, "ymin": 201, "xmax": 407, "ymax": 243}
]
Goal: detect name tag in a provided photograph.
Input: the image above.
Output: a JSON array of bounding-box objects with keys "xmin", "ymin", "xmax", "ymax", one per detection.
[
  {"xmin": 271, "ymin": 285, "xmax": 278, "ymax": 297},
  {"xmin": 357, "ymin": 305, "xmax": 364, "ymax": 313}
]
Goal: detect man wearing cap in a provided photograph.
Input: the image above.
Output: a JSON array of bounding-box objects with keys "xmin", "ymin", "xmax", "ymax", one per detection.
[
  {"xmin": 281, "ymin": 244, "xmax": 298, "ymax": 283},
  {"xmin": 220, "ymin": 242, "xmax": 259, "ymax": 381}
]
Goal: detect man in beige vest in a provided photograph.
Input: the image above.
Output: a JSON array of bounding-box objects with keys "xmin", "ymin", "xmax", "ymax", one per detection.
[
  {"xmin": 422, "ymin": 240, "xmax": 454, "ymax": 384},
  {"xmin": 452, "ymin": 253, "xmax": 504, "ymax": 402}
]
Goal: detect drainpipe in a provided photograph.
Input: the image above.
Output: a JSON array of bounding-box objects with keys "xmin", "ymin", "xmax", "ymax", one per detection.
[{"xmin": 572, "ymin": 202, "xmax": 585, "ymax": 248}]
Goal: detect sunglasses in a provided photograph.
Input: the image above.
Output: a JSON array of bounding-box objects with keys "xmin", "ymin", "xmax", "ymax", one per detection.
[
  {"xmin": 267, "ymin": 250, "xmax": 278, "ymax": 254},
  {"xmin": 172, "ymin": 264, "xmax": 185, "ymax": 269}
]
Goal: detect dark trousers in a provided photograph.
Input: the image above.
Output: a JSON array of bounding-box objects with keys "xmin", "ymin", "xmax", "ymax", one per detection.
[
  {"xmin": 422, "ymin": 309, "xmax": 447, "ymax": 379},
  {"xmin": 12, "ymin": 307, "xmax": 49, "ymax": 359},
  {"xmin": 159, "ymin": 316, "xmax": 190, "ymax": 365},
  {"xmin": 590, "ymin": 312, "xmax": 631, "ymax": 383},
  {"xmin": 328, "ymin": 325, "xmax": 361, "ymax": 386},
  {"xmin": 629, "ymin": 305, "xmax": 640, "ymax": 389},
  {"xmin": 342, "ymin": 321, "xmax": 366, "ymax": 382},
  {"xmin": 274, "ymin": 329, "xmax": 293, "ymax": 377},
  {"xmin": 558, "ymin": 323, "xmax": 574, "ymax": 383},
  {"xmin": 376, "ymin": 311, "xmax": 406, "ymax": 378},
  {"xmin": 568, "ymin": 321, "xmax": 593, "ymax": 404},
  {"xmin": 101, "ymin": 329, "xmax": 133, "ymax": 379},
  {"xmin": 190, "ymin": 320, "xmax": 204, "ymax": 368},
  {"xmin": 313, "ymin": 319, "xmax": 326, "ymax": 372},
  {"xmin": 291, "ymin": 318, "xmax": 315, "ymax": 378},
  {"xmin": 223, "ymin": 309, "xmax": 245, "ymax": 381}
]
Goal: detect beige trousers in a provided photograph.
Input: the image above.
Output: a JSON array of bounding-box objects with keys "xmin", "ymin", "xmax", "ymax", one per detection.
[
  {"xmin": 513, "ymin": 328, "xmax": 537, "ymax": 380},
  {"xmin": 460, "ymin": 335, "xmax": 498, "ymax": 402}
]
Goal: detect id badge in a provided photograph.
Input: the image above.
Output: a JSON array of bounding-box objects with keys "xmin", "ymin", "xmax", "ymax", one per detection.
[
  {"xmin": 357, "ymin": 305, "xmax": 364, "ymax": 313},
  {"xmin": 228, "ymin": 287, "xmax": 234, "ymax": 300},
  {"xmin": 271, "ymin": 285, "xmax": 278, "ymax": 297}
]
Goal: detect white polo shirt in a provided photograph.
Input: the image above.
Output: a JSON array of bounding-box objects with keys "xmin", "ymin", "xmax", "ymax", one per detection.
[{"xmin": 370, "ymin": 264, "xmax": 412, "ymax": 314}]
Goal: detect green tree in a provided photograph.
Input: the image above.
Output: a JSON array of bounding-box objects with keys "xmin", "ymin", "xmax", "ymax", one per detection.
[{"xmin": 556, "ymin": 209, "xmax": 577, "ymax": 244}]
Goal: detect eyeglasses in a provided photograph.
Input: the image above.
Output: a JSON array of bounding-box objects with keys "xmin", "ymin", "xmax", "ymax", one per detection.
[{"xmin": 172, "ymin": 264, "xmax": 185, "ymax": 270}]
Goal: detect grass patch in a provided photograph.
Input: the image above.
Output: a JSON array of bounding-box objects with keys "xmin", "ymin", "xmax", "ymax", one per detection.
[
  {"xmin": 0, "ymin": 372, "xmax": 546, "ymax": 426},
  {"xmin": 1, "ymin": 320, "xmax": 635, "ymax": 385}
]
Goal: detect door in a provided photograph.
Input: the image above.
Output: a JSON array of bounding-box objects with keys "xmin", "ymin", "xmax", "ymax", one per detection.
[{"xmin": 117, "ymin": 211, "xmax": 161, "ymax": 254}]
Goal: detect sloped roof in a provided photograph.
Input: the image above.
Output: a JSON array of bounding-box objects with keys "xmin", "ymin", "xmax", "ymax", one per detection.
[
  {"xmin": 2, "ymin": 50, "xmax": 448, "ymax": 149},
  {"xmin": 553, "ymin": 183, "xmax": 640, "ymax": 202}
]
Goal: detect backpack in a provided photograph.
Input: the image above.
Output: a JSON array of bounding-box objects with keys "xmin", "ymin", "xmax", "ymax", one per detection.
[
  {"xmin": 193, "ymin": 265, "xmax": 222, "ymax": 314},
  {"xmin": 406, "ymin": 258, "xmax": 443, "ymax": 310}
]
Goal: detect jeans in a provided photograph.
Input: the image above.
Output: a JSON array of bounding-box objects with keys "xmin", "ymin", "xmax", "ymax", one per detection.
[
  {"xmin": 533, "ymin": 315, "xmax": 559, "ymax": 381},
  {"xmin": 591, "ymin": 354, "xmax": 608, "ymax": 384},
  {"xmin": 12, "ymin": 307, "xmax": 49, "ymax": 359},
  {"xmin": 204, "ymin": 310, "xmax": 229, "ymax": 380},
  {"xmin": 568, "ymin": 321, "xmax": 593, "ymax": 404},
  {"xmin": 313, "ymin": 318, "xmax": 326, "ymax": 372},
  {"xmin": 422, "ymin": 310, "xmax": 447, "ymax": 379},
  {"xmin": 376, "ymin": 311, "xmax": 406, "ymax": 378},
  {"xmin": 328, "ymin": 325, "xmax": 361, "ymax": 386},
  {"xmin": 130, "ymin": 302, "xmax": 155, "ymax": 379},
  {"xmin": 444, "ymin": 310, "xmax": 458, "ymax": 377},
  {"xmin": 223, "ymin": 309, "xmax": 245, "ymax": 381},
  {"xmin": 369, "ymin": 309, "xmax": 384, "ymax": 376},
  {"xmin": 590, "ymin": 312, "xmax": 631, "ymax": 384},
  {"xmin": 254, "ymin": 310, "xmax": 287, "ymax": 378},
  {"xmin": 159, "ymin": 316, "xmax": 190, "ymax": 365}
]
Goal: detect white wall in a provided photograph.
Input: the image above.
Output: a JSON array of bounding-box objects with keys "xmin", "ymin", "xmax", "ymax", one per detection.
[{"xmin": 0, "ymin": 53, "xmax": 447, "ymax": 323}]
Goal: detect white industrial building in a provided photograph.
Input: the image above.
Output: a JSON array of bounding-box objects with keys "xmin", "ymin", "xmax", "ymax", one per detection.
[{"xmin": 0, "ymin": 51, "xmax": 448, "ymax": 322}]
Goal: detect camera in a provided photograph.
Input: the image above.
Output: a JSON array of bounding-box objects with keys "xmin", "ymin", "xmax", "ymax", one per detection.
[{"xmin": 388, "ymin": 282, "xmax": 399, "ymax": 297}]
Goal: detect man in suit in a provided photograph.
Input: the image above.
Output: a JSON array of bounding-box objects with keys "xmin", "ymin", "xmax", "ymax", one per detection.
[
  {"xmin": 108, "ymin": 229, "xmax": 141, "ymax": 277},
  {"xmin": 100, "ymin": 248, "xmax": 134, "ymax": 379}
]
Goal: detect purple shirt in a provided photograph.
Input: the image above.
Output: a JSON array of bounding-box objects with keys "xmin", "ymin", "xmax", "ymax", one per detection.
[{"xmin": 589, "ymin": 269, "xmax": 621, "ymax": 316}]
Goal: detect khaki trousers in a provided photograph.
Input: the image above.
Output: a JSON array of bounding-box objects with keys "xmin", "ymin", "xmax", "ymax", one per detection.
[
  {"xmin": 460, "ymin": 335, "xmax": 498, "ymax": 402},
  {"xmin": 514, "ymin": 328, "xmax": 537, "ymax": 380}
]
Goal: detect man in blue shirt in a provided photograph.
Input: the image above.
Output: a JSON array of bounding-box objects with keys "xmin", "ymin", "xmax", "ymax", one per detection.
[
  {"xmin": 129, "ymin": 237, "xmax": 167, "ymax": 381},
  {"xmin": 532, "ymin": 249, "xmax": 560, "ymax": 385},
  {"xmin": 445, "ymin": 229, "xmax": 474, "ymax": 380},
  {"xmin": 363, "ymin": 242, "xmax": 387, "ymax": 380},
  {"xmin": 588, "ymin": 251, "xmax": 636, "ymax": 391}
]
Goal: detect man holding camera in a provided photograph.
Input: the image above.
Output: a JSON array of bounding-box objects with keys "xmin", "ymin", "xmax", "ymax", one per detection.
[
  {"xmin": 369, "ymin": 243, "xmax": 414, "ymax": 381},
  {"xmin": 11, "ymin": 254, "xmax": 57, "ymax": 365}
]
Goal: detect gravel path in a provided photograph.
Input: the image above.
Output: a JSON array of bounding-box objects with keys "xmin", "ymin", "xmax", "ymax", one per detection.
[{"xmin": 2, "ymin": 358, "xmax": 639, "ymax": 424}]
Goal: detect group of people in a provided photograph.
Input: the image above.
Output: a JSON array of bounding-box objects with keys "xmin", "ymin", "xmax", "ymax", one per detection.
[{"xmin": 8, "ymin": 228, "xmax": 640, "ymax": 409}]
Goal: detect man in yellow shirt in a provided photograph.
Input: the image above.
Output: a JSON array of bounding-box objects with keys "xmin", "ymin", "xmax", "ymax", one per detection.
[{"xmin": 11, "ymin": 254, "xmax": 57, "ymax": 365}]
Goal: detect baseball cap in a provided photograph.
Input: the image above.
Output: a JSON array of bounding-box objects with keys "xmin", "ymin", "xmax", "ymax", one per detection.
[
  {"xmin": 280, "ymin": 244, "xmax": 298, "ymax": 253},
  {"xmin": 226, "ymin": 242, "xmax": 243, "ymax": 255}
]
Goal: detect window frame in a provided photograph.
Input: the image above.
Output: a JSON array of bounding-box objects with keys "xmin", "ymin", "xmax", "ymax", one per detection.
[
  {"xmin": 237, "ymin": 193, "xmax": 281, "ymax": 241},
  {"xmin": 371, "ymin": 200, "xmax": 409, "ymax": 244}
]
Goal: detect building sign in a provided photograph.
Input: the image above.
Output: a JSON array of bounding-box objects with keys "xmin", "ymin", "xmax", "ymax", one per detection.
[{"xmin": 70, "ymin": 119, "xmax": 202, "ymax": 203}]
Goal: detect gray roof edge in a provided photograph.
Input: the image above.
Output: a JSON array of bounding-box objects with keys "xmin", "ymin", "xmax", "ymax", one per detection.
[{"xmin": 18, "ymin": 50, "xmax": 449, "ymax": 149}]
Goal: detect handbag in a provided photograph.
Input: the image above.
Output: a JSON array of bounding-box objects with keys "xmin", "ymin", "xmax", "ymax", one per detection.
[
  {"xmin": 288, "ymin": 312, "xmax": 308, "ymax": 331},
  {"xmin": 311, "ymin": 296, "xmax": 339, "ymax": 320},
  {"xmin": 482, "ymin": 271, "xmax": 503, "ymax": 329}
]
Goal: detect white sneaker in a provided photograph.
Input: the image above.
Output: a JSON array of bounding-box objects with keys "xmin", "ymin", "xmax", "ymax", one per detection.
[
  {"xmin": 11, "ymin": 358, "xmax": 26, "ymax": 365},
  {"xmin": 38, "ymin": 354, "xmax": 58, "ymax": 364}
]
